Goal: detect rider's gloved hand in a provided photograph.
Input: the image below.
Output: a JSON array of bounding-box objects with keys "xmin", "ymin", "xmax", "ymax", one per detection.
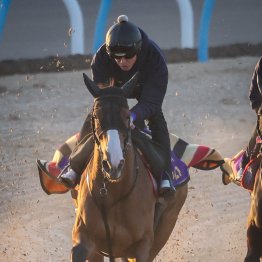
[{"xmin": 130, "ymin": 111, "xmax": 136, "ymax": 129}]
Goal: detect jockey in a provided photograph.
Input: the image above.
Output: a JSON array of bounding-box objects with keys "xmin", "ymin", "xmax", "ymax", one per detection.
[
  {"xmin": 227, "ymin": 56, "xmax": 262, "ymax": 186},
  {"xmin": 38, "ymin": 15, "xmax": 175, "ymax": 197}
]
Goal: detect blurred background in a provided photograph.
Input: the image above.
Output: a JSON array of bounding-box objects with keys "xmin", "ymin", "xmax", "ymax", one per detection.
[{"xmin": 0, "ymin": 0, "xmax": 262, "ymax": 61}]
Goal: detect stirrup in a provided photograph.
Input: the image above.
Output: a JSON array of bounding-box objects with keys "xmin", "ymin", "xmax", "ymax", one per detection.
[
  {"xmin": 159, "ymin": 172, "xmax": 176, "ymax": 199},
  {"xmin": 58, "ymin": 168, "xmax": 78, "ymax": 189},
  {"xmin": 163, "ymin": 171, "xmax": 176, "ymax": 191}
]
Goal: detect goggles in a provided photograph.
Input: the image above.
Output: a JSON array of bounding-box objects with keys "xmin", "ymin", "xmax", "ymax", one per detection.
[
  {"xmin": 113, "ymin": 53, "xmax": 136, "ymax": 60},
  {"xmin": 107, "ymin": 45, "xmax": 139, "ymax": 60}
]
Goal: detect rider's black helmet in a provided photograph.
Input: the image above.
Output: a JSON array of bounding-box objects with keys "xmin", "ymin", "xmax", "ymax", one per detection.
[{"xmin": 106, "ymin": 15, "xmax": 142, "ymax": 59}]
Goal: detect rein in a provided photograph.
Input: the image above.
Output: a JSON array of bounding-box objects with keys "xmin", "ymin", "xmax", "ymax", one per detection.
[
  {"xmin": 89, "ymin": 97, "xmax": 139, "ymax": 260},
  {"xmin": 88, "ymin": 150, "xmax": 139, "ymax": 261}
]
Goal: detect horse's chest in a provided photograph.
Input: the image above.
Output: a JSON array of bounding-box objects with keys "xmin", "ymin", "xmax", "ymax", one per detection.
[
  {"xmin": 85, "ymin": 203, "xmax": 152, "ymax": 251},
  {"xmin": 254, "ymin": 196, "xmax": 262, "ymax": 228}
]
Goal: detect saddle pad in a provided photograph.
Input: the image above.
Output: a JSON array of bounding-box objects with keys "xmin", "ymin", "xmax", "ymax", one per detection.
[
  {"xmin": 170, "ymin": 151, "xmax": 190, "ymax": 187},
  {"xmin": 230, "ymin": 150, "xmax": 244, "ymax": 177},
  {"xmin": 226, "ymin": 150, "xmax": 257, "ymax": 191},
  {"xmin": 241, "ymin": 157, "xmax": 259, "ymax": 191},
  {"xmin": 137, "ymin": 149, "xmax": 190, "ymax": 191}
]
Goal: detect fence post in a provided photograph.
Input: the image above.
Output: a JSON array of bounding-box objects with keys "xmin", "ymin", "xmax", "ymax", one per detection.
[
  {"xmin": 92, "ymin": 0, "xmax": 112, "ymax": 54},
  {"xmin": 176, "ymin": 0, "xmax": 194, "ymax": 48},
  {"xmin": 0, "ymin": 0, "xmax": 12, "ymax": 43},
  {"xmin": 198, "ymin": 0, "xmax": 215, "ymax": 62},
  {"xmin": 62, "ymin": 0, "xmax": 84, "ymax": 55}
]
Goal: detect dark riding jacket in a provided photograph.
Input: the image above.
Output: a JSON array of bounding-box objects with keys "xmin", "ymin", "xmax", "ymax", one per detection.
[
  {"xmin": 249, "ymin": 56, "xmax": 262, "ymax": 111},
  {"xmin": 91, "ymin": 29, "xmax": 168, "ymax": 123}
]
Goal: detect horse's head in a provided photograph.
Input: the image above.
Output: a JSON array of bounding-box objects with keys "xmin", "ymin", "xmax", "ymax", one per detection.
[{"xmin": 83, "ymin": 73, "xmax": 138, "ymax": 181}]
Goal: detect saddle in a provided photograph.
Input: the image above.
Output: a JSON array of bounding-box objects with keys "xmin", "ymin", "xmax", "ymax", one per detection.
[
  {"xmin": 131, "ymin": 128, "xmax": 166, "ymax": 178},
  {"xmin": 242, "ymin": 139, "xmax": 261, "ymax": 191},
  {"xmin": 242, "ymin": 155, "xmax": 260, "ymax": 191},
  {"xmin": 69, "ymin": 128, "xmax": 166, "ymax": 179}
]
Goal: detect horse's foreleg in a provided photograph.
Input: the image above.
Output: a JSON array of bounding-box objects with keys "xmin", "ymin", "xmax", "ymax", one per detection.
[
  {"xmin": 244, "ymin": 251, "xmax": 260, "ymax": 262},
  {"xmin": 71, "ymin": 244, "xmax": 88, "ymax": 262},
  {"xmin": 89, "ymin": 253, "xmax": 104, "ymax": 262},
  {"xmin": 149, "ymin": 186, "xmax": 188, "ymax": 260},
  {"xmin": 71, "ymin": 245, "xmax": 104, "ymax": 262},
  {"xmin": 133, "ymin": 237, "xmax": 153, "ymax": 262},
  {"xmin": 72, "ymin": 214, "xmax": 97, "ymax": 262},
  {"xmin": 244, "ymin": 224, "xmax": 261, "ymax": 262}
]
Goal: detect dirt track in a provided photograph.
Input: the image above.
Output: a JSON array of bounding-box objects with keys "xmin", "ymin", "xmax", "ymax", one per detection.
[{"xmin": 0, "ymin": 56, "xmax": 259, "ymax": 261}]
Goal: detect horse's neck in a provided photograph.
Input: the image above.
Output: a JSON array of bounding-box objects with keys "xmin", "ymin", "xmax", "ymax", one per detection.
[
  {"xmin": 88, "ymin": 147, "xmax": 104, "ymax": 184},
  {"xmin": 249, "ymin": 164, "xmax": 262, "ymax": 228}
]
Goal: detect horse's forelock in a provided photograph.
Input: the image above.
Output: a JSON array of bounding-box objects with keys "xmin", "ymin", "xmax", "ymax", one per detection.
[
  {"xmin": 98, "ymin": 87, "xmax": 125, "ymax": 97},
  {"xmin": 94, "ymin": 89, "xmax": 129, "ymax": 109},
  {"xmin": 92, "ymin": 92, "xmax": 129, "ymax": 138}
]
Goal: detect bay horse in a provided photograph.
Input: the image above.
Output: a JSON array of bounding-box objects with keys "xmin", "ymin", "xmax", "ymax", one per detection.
[
  {"xmin": 70, "ymin": 73, "xmax": 188, "ymax": 261},
  {"xmin": 245, "ymin": 156, "xmax": 262, "ymax": 262},
  {"xmin": 245, "ymin": 113, "xmax": 262, "ymax": 262}
]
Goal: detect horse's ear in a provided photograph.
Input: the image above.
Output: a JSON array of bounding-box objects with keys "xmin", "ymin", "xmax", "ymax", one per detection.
[
  {"xmin": 121, "ymin": 72, "xmax": 139, "ymax": 98},
  {"xmin": 83, "ymin": 73, "xmax": 100, "ymax": 98}
]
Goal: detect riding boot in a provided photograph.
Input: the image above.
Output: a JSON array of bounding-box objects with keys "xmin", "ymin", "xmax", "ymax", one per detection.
[
  {"xmin": 159, "ymin": 170, "xmax": 176, "ymax": 199},
  {"xmin": 56, "ymin": 117, "xmax": 94, "ymax": 189},
  {"xmin": 59, "ymin": 169, "xmax": 79, "ymax": 189},
  {"xmin": 147, "ymin": 110, "xmax": 176, "ymax": 198}
]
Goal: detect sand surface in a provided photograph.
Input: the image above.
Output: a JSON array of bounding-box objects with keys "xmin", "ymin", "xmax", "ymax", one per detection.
[{"xmin": 0, "ymin": 56, "xmax": 259, "ymax": 261}]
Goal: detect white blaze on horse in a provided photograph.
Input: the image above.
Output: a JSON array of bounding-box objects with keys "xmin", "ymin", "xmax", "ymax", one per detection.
[{"xmin": 70, "ymin": 73, "xmax": 188, "ymax": 262}]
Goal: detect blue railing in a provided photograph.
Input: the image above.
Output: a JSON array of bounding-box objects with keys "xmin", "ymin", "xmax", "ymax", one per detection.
[
  {"xmin": 0, "ymin": 0, "xmax": 12, "ymax": 42},
  {"xmin": 198, "ymin": 0, "xmax": 216, "ymax": 62},
  {"xmin": 92, "ymin": 0, "xmax": 112, "ymax": 53},
  {"xmin": 0, "ymin": 0, "xmax": 216, "ymax": 62}
]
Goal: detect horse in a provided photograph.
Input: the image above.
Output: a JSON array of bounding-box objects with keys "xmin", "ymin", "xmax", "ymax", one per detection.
[
  {"xmin": 245, "ymin": 156, "xmax": 262, "ymax": 262},
  {"xmin": 245, "ymin": 114, "xmax": 262, "ymax": 262},
  {"xmin": 70, "ymin": 73, "xmax": 188, "ymax": 262}
]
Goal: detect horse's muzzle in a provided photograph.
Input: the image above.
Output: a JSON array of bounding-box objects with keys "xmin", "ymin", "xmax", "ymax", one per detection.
[{"xmin": 102, "ymin": 159, "xmax": 125, "ymax": 181}]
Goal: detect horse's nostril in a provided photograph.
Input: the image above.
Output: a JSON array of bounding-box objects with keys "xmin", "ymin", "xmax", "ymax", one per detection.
[
  {"xmin": 102, "ymin": 160, "xmax": 111, "ymax": 173},
  {"xmin": 118, "ymin": 159, "xmax": 125, "ymax": 172}
]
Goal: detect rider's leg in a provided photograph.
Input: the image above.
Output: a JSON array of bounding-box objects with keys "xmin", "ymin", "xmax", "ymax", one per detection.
[
  {"xmin": 148, "ymin": 111, "xmax": 176, "ymax": 197},
  {"xmin": 38, "ymin": 133, "xmax": 79, "ymax": 177},
  {"xmin": 59, "ymin": 113, "xmax": 93, "ymax": 188}
]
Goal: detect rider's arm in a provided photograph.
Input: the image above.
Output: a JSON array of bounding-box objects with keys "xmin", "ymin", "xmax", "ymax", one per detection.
[
  {"xmin": 130, "ymin": 44, "xmax": 168, "ymax": 122},
  {"xmin": 91, "ymin": 45, "xmax": 112, "ymax": 86}
]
